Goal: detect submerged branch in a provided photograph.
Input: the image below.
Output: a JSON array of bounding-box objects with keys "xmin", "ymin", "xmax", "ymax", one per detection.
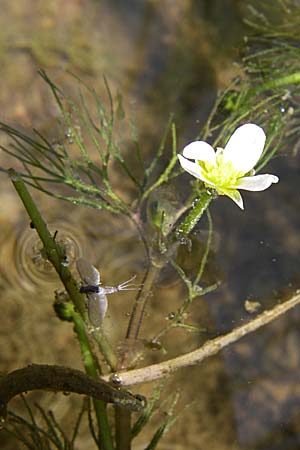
[
  {"xmin": 0, "ymin": 364, "xmax": 145, "ymax": 420},
  {"xmin": 106, "ymin": 292, "xmax": 300, "ymax": 386},
  {"xmin": 8, "ymin": 168, "xmax": 86, "ymax": 316},
  {"xmin": 125, "ymin": 264, "xmax": 160, "ymax": 343},
  {"xmin": 9, "ymin": 169, "xmax": 118, "ymax": 369}
]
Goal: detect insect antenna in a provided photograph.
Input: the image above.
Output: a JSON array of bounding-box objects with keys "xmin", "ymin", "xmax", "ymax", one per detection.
[{"xmin": 116, "ymin": 275, "xmax": 143, "ymax": 291}]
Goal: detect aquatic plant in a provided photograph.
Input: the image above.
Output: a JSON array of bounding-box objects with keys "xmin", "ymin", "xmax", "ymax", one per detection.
[
  {"xmin": 1, "ymin": 1, "xmax": 300, "ymax": 449},
  {"xmin": 178, "ymin": 123, "xmax": 279, "ymax": 209}
]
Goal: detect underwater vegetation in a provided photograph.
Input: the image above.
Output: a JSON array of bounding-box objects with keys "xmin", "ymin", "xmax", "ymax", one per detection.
[{"xmin": 1, "ymin": 1, "xmax": 300, "ymax": 449}]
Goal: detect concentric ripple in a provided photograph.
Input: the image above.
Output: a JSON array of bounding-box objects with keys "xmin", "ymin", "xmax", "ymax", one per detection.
[{"xmin": 3, "ymin": 221, "xmax": 83, "ymax": 292}]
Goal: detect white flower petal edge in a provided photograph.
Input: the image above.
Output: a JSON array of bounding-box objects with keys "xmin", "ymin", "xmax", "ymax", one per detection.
[
  {"xmin": 177, "ymin": 154, "xmax": 214, "ymax": 185},
  {"xmin": 222, "ymin": 188, "xmax": 244, "ymax": 210},
  {"xmin": 223, "ymin": 123, "xmax": 266, "ymax": 174},
  {"xmin": 177, "ymin": 123, "xmax": 279, "ymax": 210},
  {"xmin": 182, "ymin": 141, "xmax": 216, "ymax": 165},
  {"xmin": 235, "ymin": 174, "xmax": 279, "ymax": 191}
]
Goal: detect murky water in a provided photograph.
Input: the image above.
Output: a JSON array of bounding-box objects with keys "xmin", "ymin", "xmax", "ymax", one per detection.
[{"xmin": 1, "ymin": 1, "xmax": 300, "ymax": 449}]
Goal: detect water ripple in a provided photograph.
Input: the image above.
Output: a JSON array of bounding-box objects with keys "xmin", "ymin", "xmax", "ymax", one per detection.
[{"xmin": 1, "ymin": 220, "xmax": 83, "ymax": 293}]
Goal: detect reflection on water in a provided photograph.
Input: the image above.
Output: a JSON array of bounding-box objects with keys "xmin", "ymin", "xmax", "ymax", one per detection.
[
  {"xmin": 0, "ymin": 217, "xmax": 82, "ymax": 292},
  {"xmin": 17, "ymin": 225, "xmax": 80, "ymax": 288},
  {"xmin": 1, "ymin": 1, "xmax": 300, "ymax": 449}
]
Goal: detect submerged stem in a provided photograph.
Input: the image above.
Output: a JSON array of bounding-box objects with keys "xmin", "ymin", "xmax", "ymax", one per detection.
[
  {"xmin": 8, "ymin": 168, "xmax": 85, "ymax": 317},
  {"xmin": 175, "ymin": 191, "xmax": 213, "ymax": 237},
  {"xmin": 8, "ymin": 169, "xmax": 118, "ymax": 450},
  {"xmin": 106, "ymin": 292, "xmax": 300, "ymax": 386},
  {"xmin": 123, "ymin": 190, "xmax": 212, "ymax": 363},
  {"xmin": 125, "ymin": 264, "xmax": 160, "ymax": 343},
  {"xmin": 115, "ymin": 407, "xmax": 131, "ymax": 450},
  {"xmin": 263, "ymin": 72, "xmax": 300, "ymax": 89}
]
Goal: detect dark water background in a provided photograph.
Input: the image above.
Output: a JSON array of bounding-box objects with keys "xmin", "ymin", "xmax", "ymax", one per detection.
[{"xmin": 1, "ymin": 1, "xmax": 300, "ymax": 449}]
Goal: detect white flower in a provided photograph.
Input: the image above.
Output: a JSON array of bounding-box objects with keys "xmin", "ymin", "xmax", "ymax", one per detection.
[{"xmin": 177, "ymin": 123, "xmax": 279, "ymax": 209}]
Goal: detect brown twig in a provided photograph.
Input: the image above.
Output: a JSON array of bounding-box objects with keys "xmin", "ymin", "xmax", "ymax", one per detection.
[
  {"xmin": 0, "ymin": 364, "xmax": 145, "ymax": 421},
  {"xmin": 105, "ymin": 292, "xmax": 300, "ymax": 386}
]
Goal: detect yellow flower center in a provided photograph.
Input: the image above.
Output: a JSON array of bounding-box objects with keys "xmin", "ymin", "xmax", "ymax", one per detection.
[{"xmin": 198, "ymin": 153, "xmax": 244, "ymax": 189}]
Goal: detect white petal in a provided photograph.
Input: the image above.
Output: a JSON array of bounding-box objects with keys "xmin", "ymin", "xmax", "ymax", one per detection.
[
  {"xmin": 182, "ymin": 141, "xmax": 216, "ymax": 164},
  {"xmin": 178, "ymin": 154, "xmax": 201, "ymax": 178},
  {"xmin": 235, "ymin": 174, "xmax": 279, "ymax": 191},
  {"xmin": 223, "ymin": 124, "xmax": 266, "ymax": 174},
  {"xmin": 221, "ymin": 188, "xmax": 244, "ymax": 210},
  {"xmin": 177, "ymin": 154, "xmax": 215, "ymax": 185}
]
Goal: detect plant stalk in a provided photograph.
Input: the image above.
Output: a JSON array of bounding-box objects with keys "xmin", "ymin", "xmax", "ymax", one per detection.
[
  {"xmin": 9, "ymin": 169, "xmax": 116, "ymax": 450},
  {"xmin": 175, "ymin": 191, "xmax": 213, "ymax": 237}
]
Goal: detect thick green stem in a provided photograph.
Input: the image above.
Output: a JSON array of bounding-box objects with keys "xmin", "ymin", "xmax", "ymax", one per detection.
[
  {"xmin": 263, "ymin": 72, "xmax": 300, "ymax": 90},
  {"xmin": 91, "ymin": 330, "xmax": 118, "ymax": 372},
  {"xmin": 9, "ymin": 168, "xmax": 85, "ymax": 316},
  {"xmin": 115, "ymin": 407, "xmax": 131, "ymax": 450},
  {"xmin": 9, "ymin": 169, "xmax": 115, "ymax": 450},
  {"xmin": 9, "ymin": 169, "xmax": 117, "ymax": 368},
  {"xmin": 175, "ymin": 191, "xmax": 213, "ymax": 237},
  {"xmin": 72, "ymin": 311, "xmax": 114, "ymax": 450},
  {"xmin": 71, "ymin": 309, "xmax": 100, "ymax": 372}
]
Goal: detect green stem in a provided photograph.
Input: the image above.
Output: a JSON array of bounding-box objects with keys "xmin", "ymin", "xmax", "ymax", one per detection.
[
  {"xmin": 140, "ymin": 123, "xmax": 178, "ymax": 203},
  {"xmin": 193, "ymin": 209, "xmax": 213, "ymax": 287},
  {"xmin": 115, "ymin": 407, "xmax": 131, "ymax": 450},
  {"xmin": 123, "ymin": 190, "xmax": 212, "ymax": 362},
  {"xmin": 91, "ymin": 330, "xmax": 118, "ymax": 372},
  {"xmin": 8, "ymin": 168, "xmax": 85, "ymax": 317},
  {"xmin": 72, "ymin": 311, "xmax": 114, "ymax": 450},
  {"xmin": 9, "ymin": 169, "xmax": 115, "ymax": 450},
  {"xmin": 71, "ymin": 310, "xmax": 100, "ymax": 372},
  {"xmin": 9, "ymin": 169, "xmax": 117, "ymax": 368},
  {"xmin": 263, "ymin": 72, "xmax": 300, "ymax": 90},
  {"xmin": 175, "ymin": 191, "xmax": 213, "ymax": 237}
]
